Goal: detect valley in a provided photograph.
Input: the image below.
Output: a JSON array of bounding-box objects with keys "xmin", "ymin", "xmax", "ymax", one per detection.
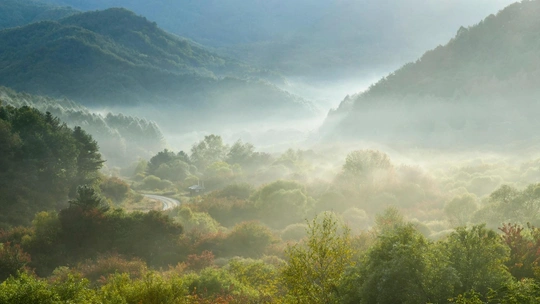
[{"xmin": 1, "ymin": 0, "xmax": 540, "ymax": 303}]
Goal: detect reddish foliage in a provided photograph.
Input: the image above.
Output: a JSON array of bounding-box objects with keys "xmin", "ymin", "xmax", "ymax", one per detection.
[
  {"xmin": 0, "ymin": 241, "xmax": 32, "ymax": 280},
  {"xmin": 76, "ymin": 253, "xmax": 147, "ymax": 285},
  {"xmin": 190, "ymin": 197, "xmax": 258, "ymax": 228},
  {"xmin": 0, "ymin": 226, "xmax": 33, "ymax": 245},
  {"xmin": 499, "ymin": 223, "xmax": 540, "ymax": 279},
  {"xmin": 192, "ymin": 231, "xmax": 227, "ymax": 257},
  {"xmin": 186, "ymin": 250, "xmax": 215, "ymax": 271}
]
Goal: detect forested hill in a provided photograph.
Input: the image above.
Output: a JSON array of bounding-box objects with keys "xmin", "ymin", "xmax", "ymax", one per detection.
[
  {"xmin": 0, "ymin": 8, "xmax": 316, "ymax": 127},
  {"xmin": 38, "ymin": 0, "xmax": 514, "ymax": 79},
  {"xmin": 322, "ymin": 0, "xmax": 540, "ymax": 148},
  {"xmin": 0, "ymin": 86, "xmax": 165, "ymax": 166},
  {"xmin": 0, "ymin": 0, "xmax": 77, "ymax": 30}
]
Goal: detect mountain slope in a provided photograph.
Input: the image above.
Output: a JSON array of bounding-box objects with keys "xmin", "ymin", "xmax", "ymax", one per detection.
[
  {"xmin": 321, "ymin": 0, "xmax": 540, "ymax": 148},
  {"xmin": 0, "ymin": 8, "xmax": 316, "ymax": 129},
  {"xmin": 0, "ymin": 0, "xmax": 77, "ymax": 30},
  {"xmin": 40, "ymin": 0, "xmax": 515, "ymax": 79}
]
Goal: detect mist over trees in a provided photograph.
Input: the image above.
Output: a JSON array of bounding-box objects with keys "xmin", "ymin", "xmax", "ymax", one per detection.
[
  {"xmin": 0, "ymin": 86, "xmax": 165, "ymax": 166},
  {"xmin": 4, "ymin": 107, "xmax": 540, "ymax": 301},
  {"xmin": 0, "ymin": 7, "xmax": 317, "ymax": 132},
  {"xmin": 0, "ymin": 0, "xmax": 78, "ymax": 30},
  {"xmin": 37, "ymin": 0, "xmax": 515, "ymax": 79},
  {"xmin": 4, "ymin": 0, "xmax": 540, "ymax": 302},
  {"xmin": 322, "ymin": 0, "xmax": 540, "ymax": 150}
]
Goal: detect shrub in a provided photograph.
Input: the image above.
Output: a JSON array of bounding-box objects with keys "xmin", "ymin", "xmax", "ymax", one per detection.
[
  {"xmin": 0, "ymin": 242, "xmax": 31, "ymax": 281},
  {"xmin": 185, "ymin": 251, "xmax": 215, "ymax": 272},
  {"xmin": 75, "ymin": 253, "xmax": 147, "ymax": 285},
  {"xmin": 281, "ymin": 224, "xmax": 308, "ymax": 241},
  {"xmin": 100, "ymin": 177, "xmax": 130, "ymax": 203}
]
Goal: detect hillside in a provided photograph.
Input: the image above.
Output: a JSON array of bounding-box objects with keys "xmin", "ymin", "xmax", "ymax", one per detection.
[
  {"xmin": 39, "ymin": 0, "xmax": 515, "ymax": 79},
  {"xmin": 321, "ymin": 0, "xmax": 540, "ymax": 149},
  {"xmin": 0, "ymin": 8, "xmax": 316, "ymax": 130},
  {"xmin": 0, "ymin": 0, "xmax": 77, "ymax": 30},
  {"xmin": 0, "ymin": 86, "xmax": 165, "ymax": 166}
]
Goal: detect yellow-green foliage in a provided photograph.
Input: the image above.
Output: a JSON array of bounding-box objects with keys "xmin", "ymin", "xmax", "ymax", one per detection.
[
  {"xmin": 100, "ymin": 272, "xmax": 187, "ymax": 304},
  {"xmin": 282, "ymin": 212, "xmax": 355, "ymax": 303},
  {"xmin": 173, "ymin": 206, "xmax": 221, "ymax": 234},
  {"xmin": 227, "ymin": 258, "xmax": 283, "ymax": 301}
]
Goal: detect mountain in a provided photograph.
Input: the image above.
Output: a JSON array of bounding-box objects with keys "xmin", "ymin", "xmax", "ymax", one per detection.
[
  {"xmin": 39, "ymin": 0, "xmax": 515, "ymax": 79},
  {"xmin": 320, "ymin": 0, "xmax": 540, "ymax": 149},
  {"xmin": 0, "ymin": 8, "xmax": 316, "ymax": 131},
  {"xmin": 0, "ymin": 86, "xmax": 165, "ymax": 166},
  {"xmin": 0, "ymin": 0, "xmax": 78, "ymax": 30}
]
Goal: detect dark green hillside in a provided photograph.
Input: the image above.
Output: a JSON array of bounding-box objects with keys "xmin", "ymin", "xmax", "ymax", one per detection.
[
  {"xmin": 323, "ymin": 0, "xmax": 540, "ymax": 147},
  {"xmin": 39, "ymin": 0, "xmax": 514, "ymax": 79},
  {"xmin": 0, "ymin": 8, "xmax": 315, "ymax": 126},
  {"xmin": 0, "ymin": 0, "xmax": 77, "ymax": 30},
  {"xmin": 58, "ymin": 8, "xmax": 226, "ymax": 73},
  {"xmin": 358, "ymin": 1, "xmax": 540, "ymax": 101}
]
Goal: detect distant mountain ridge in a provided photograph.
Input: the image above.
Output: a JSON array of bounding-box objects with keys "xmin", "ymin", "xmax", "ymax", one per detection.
[
  {"xmin": 321, "ymin": 0, "xmax": 540, "ymax": 148},
  {"xmin": 0, "ymin": 7, "xmax": 317, "ymax": 130},
  {"xmin": 0, "ymin": 0, "xmax": 78, "ymax": 30},
  {"xmin": 38, "ymin": 0, "xmax": 515, "ymax": 79}
]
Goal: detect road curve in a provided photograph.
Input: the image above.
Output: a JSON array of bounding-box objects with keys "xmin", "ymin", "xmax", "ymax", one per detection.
[{"xmin": 144, "ymin": 194, "xmax": 180, "ymax": 211}]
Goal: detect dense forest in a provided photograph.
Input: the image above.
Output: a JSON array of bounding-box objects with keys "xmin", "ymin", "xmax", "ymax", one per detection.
[
  {"xmin": 322, "ymin": 0, "xmax": 540, "ymax": 149},
  {"xmin": 0, "ymin": 86, "xmax": 165, "ymax": 166},
  {"xmin": 2, "ymin": 105, "xmax": 540, "ymax": 302},
  {"xmin": 3, "ymin": 0, "xmax": 540, "ymax": 303},
  {"xmin": 0, "ymin": 0, "xmax": 77, "ymax": 30},
  {"xmin": 37, "ymin": 0, "xmax": 514, "ymax": 79},
  {"xmin": 0, "ymin": 7, "xmax": 315, "ymax": 131}
]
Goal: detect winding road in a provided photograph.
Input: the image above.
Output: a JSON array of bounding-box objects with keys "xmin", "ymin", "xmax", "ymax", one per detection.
[{"xmin": 143, "ymin": 194, "xmax": 180, "ymax": 211}]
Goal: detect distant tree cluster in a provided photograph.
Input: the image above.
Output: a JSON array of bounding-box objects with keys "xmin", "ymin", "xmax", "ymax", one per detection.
[
  {"xmin": 0, "ymin": 0, "xmax": 77, "ymax": 30},
  {"xmin": 133, "ymin": 135, "xmax": 274, "ymax": 192},
  {"xmin": 0, "ymin": 86, "xmax": 165, "ymax": 166}
]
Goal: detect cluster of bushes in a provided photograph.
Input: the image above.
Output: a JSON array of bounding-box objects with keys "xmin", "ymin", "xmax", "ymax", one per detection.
[
  {"xmin": 131, "ymin": 135, "xmax": 280, "ymax": 193},
  {"xmin": 136, "ymin": 142, "xmax": 540, "ymax": 240},
  {"xmin": 5, "ymin": 211, "xmax": 540, "ymax": 303},
  {"xmin": 6, "ymin": 106, "xmax": 540, "ymax": 302},
  {"xmin": 0, "ymin": 186, "xmax": 183, "ymax": 277}
]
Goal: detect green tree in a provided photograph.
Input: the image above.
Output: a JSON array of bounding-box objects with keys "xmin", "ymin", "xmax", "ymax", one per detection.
[
  {"xmin": 0, "ymin": 272, "xmax": 60, "ymax": 304},
  {"xmin": 341, "ymin": 149, "xmax": 394, "ymax": 185},
  {"xmin": 100, "ymin": 176, "xmax": 130, "ymax": 203},
  {"xmin": 69, "ymin": 185, "xmax": 109, "ymax": 213},
  {"xmin": 0, "ymin": 105, "xmax": 96, "ymax": 226},
  {"xmin": 72, "ymin": 126, "xmax": 104, "ymax": 193},
  {"xmin": 444, "ymin": 225, "xmax": 512, "ymax": 297},
  {"xmin": 147, "ymin": 149, "xmax": 176, "ymax": 176},
  {"xmin": 444, "ymin": 194, "xmax": 479, "ymax": 226},
  {"xmin": 252, "ymin": 180, "xmax": 310, "ymax": 228},
  {"xmin": 224, "ymin": 221, "xmax": 275, "ymax": 258},
  {"xmin": 0, "ymin": 242, "xmax": 31, "ymax": 282},
  {"xmin": 190, "ymin": 135, "xmax": 228, "ymax": 171},
  {"xmin": 282, "ymin": 212, "xmax": 354, "ymax": 304},
  {"xmin": 228, "ymin": 258, "xmax": 281, "ymax": 300},
  {"xmin": 487, "ymin": 278, "xmax": 540, "ymax": 304},
  {"xmin": 226, "ymin": 140, "xmax": 255, "ymax": 166},
  {"xmin": 351, "ymin": 224, "xmax": 458, "ymax": 304}
]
